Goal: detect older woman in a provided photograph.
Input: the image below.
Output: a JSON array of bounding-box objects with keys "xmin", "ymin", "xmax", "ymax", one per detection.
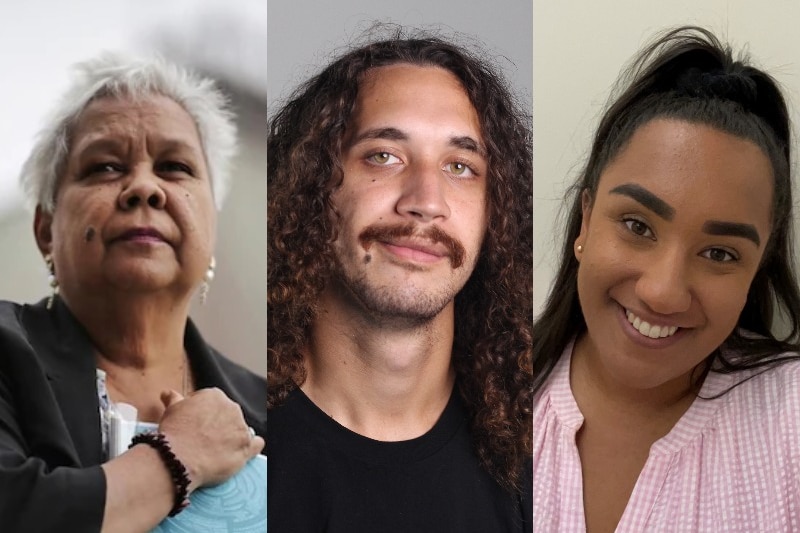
[{"xmin": 0, "ymin": 54, "xmax": 265, "ymax": 532}]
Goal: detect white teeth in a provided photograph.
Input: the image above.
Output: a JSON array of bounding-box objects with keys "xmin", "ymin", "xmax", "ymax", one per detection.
[{"xmin": 625, "ymin": 309, "xmax": 679, "ymax": 339}]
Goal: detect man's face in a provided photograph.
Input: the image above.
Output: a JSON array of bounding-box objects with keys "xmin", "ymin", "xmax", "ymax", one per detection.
[{"xmin": 328, "ymin": 63, "xmax": 488, "ymax": 323}]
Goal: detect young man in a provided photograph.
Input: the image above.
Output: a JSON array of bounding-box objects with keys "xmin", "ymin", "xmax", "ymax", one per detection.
[{"xmin": 267, "ymin": 34, "xmax": 532, "ymax": 532}]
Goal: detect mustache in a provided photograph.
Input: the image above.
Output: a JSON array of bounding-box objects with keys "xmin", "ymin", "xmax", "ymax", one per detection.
[{"xmin": 358, "ymin": 222, "xmax": 466, "ymax": 268}]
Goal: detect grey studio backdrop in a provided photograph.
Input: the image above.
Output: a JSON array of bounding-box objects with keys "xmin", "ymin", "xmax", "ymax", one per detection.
[{"xmin": 267, "ymin": 1, "xmax": 532, "ymax": 126}]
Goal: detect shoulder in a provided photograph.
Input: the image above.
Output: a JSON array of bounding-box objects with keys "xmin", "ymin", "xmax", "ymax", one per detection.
[
  {"xmin": 533, "ymin": 341, "xmax": 579, "ymax": 428},
  {"xmin": 713, "ymin": 339, "xmax": 800, "ymax": 407},
  {"xmin": 708, "ymin": 356, "xmax": 800, "ymax": 451},
  {"xmin": 717, "ymin": 354, "xmax": 800, "ymax": 406},
  {"xmin": 0, "ymin": 300, "xmax": 25, "ymax": 335},
  {"xmin": 0, "ymin": 298, "xmax": 67, "ymax": 343},
  {"xmin": 186, "ymin": 330, "xmax": 267, "ymax": 433},
  {"xmin": 206, "ymin": 345, "xmax": 267, "ymax": 393},
  {"xmin": 184, "ymin": 318, "xmax": 265, "ymax": 389},
  {"xmin": 0, "ymin": 301, "xmax": 29, "ymax": 383},
  {"xmin": 0, "ymin": 300, "xmax": 48, "ymax": 361}
]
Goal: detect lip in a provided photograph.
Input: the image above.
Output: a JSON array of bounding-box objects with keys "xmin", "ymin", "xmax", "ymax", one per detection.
[
  {"xmin": 113, "ymin": 227, "xmax": 169, "ymax": 245},
  {"xmin": 378, "ymin": 239, "xmax": 448, "ymax": 264},
  {"xmin": 616, "ymin": 303, "xmax": 687, "ymax": 349}
]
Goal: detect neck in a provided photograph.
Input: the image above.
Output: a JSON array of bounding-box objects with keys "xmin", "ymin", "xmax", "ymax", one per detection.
[
  {"xmin": 301, "ymin": 287, "xmax": 456, "ymax": 441},
  {"xmin": 570, "ymin": 335, "xmax": 700, "ymax": 433},
  {"xmin": 61, "ymin": 289, "xmax": 190, "ymax": 369}
]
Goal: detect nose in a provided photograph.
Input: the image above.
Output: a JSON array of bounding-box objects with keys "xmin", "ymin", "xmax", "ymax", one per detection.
[
  {"xmin": 395, "ymin": 162, "xmax": 451, "ymax": 222},
  {"xmin": 118, "ymin": 166, "xmax": 167, "ymax": 210},
  {"xmin": 634, "ymin": 247, "xmax": 693, "ymax": 315}
]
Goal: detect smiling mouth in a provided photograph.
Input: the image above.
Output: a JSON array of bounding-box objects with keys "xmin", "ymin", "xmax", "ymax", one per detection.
[{"xmin": 626, "ymin": 309, "xmax": 679, "ymax": 339}]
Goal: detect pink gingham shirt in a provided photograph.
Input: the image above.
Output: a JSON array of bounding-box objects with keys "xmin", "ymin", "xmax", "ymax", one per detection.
[{"xmin": 533, "ymin": 342, "xmax": 800, "ymax": 532}]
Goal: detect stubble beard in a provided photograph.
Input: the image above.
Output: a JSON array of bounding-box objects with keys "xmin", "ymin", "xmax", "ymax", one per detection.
[
  {"xmin": 329, "ymin": 221, "xmax": 477, "ymax": 327},
  {"xmin": 331, "ymin": 254, "xmax": 466, "ymax": 328}
]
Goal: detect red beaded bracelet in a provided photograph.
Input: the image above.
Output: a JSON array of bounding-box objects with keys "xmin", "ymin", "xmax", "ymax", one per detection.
[{"xmin": 129, "ymin": 432, "xmax": 191, "ymax": 517}]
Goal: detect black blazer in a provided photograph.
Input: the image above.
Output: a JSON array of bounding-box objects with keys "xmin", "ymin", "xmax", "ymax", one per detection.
[{"xmin": 0, "ymin": 298, "xmax": 266, "ymax": 533}]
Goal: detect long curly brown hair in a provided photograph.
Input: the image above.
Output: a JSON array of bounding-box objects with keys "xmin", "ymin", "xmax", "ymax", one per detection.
[{"xmin": 268, "ymin": 29, "xmax": 532, "ymax": 492}]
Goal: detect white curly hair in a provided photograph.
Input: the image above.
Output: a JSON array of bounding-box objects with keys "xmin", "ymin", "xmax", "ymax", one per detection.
[{"xmin": 19, "ymin": 52, "xmax": 238, "ymax": 213}]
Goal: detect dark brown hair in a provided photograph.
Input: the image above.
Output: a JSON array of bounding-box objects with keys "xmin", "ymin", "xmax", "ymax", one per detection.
[
  {"xmin": 534, "ymin": 26, "xmax": 800, "ymax": 395},
  {"xmin": 268, "ymin": 29, "xmax": 532, "ymax": 491}
]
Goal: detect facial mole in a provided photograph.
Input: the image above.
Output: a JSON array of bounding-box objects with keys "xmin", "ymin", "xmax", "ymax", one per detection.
[
  {"xmin": 364, "ymin": 254, "xmax": 372, "ymax": 264},
  {"xmin": 84, "ymin": 227, "xmax": 96, "ymax": 242}
]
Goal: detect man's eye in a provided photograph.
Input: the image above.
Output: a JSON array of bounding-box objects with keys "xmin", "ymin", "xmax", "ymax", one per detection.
[
  {"xmin": 445, "ymin": 161, "xmax": 476, "ymax": 177},
  {"xmin": 367, "ymin": 152, "xmax": 400, "ymax": 165}
]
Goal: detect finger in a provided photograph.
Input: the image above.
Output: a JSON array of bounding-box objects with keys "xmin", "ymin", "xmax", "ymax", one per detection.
[
  {"xmin": 160, "ymin": 389, "xmax": 184, "ymax": 407},
  {"xmin": 248, "ymin": 436, "xmax": 265, "ymax": 456}
]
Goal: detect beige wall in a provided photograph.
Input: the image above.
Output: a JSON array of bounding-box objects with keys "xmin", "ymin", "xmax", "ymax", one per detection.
[{"xmin": 533, "ymin": 1, "xmax": 800, "ymax": 314}]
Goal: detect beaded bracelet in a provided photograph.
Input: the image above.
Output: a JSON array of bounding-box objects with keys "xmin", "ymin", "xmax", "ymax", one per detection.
[{"xmin": 129, "ymin": 432, "xmax": 191, "ymax": 517}]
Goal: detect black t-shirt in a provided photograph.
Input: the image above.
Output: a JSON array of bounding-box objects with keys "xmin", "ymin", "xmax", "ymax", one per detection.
[{"xmin": 268, "ymin": 387, "xmax": 531, "ymax": 532}]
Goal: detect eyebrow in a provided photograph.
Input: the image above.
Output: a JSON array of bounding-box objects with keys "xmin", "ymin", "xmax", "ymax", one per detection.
[
  {"xmin": 75, "ymin": 137, "xmax": 201, "ymax": 158},
  {"xmin": 351, "ymin": 127, "xmax": 487, "ymax": 157},
  {"xmin": 449, "ymin": 135, "xmax": 487, "ymax": 157},
  {"xmin": 610, "ymin": 183, "xmax": 675, "ymax": 220},
  {"xmin": 702, "ymin": 220, "xmax": 761, "ymax": 247},
  {"xmin": 73, "ymin": 137, "xmax": 123, "ymax": 156},
  {"xmin": 353, "ymin": 127, "xmax": 408, "ymax": 143},
  {"xmin": 610, "ymin": 182, "xmax": 762, "ymax": 247}
]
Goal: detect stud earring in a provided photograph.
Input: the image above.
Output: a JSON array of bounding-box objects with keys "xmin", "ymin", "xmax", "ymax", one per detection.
[
  {"xmin": 45, "ymin": 254, "xmax": 59, "ymax": 310},
  {"xmin": 200, "ymin": 256, "xmax": 216, "ymax": 305},
  {"xmin": 576, "ymin": 245, "xmax": 583, "ymax": 253}
]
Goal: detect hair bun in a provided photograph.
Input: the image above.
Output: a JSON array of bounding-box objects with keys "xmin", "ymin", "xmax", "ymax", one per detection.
[{"xmin": 675, "ymin": 67, "xmax": 758, "ymax": 108}]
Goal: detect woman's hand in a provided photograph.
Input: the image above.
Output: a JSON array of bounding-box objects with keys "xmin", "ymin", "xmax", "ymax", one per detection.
[
  {"xmin": 100, "ymin": 388, "xmax": 263, "ymax": 533},
  {"xmin": 158, "ymin": 388, "xmax": 265, "ymax": 492}
]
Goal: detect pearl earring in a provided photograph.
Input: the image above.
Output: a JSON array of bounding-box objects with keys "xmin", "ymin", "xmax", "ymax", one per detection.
[
  {"xmin": 200, "ymin": 256, "xmax": 216, "ymax": 305},
  {"xmin": 45, "ymin": 254, "xmax": 59, "ymax": 310}
]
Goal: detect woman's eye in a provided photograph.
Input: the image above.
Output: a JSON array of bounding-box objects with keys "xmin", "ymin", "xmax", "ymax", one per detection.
[
  {"xmin": 701, "ymin": 247, "xmax": 737, "ymax": 263},
  {"xmin": 87, "ymin": 162, "xmax": 123, "ymax": 175},
  {"xmin": 367, "ymin": 152, "xmax": 399, "ymax": 165},
  {"xmin": 445, "ymin": 161, "xmax": 475, "ymax": 177},
  {"xmin": 623, "ymin": 218, "xmax": 654, "ymax": 238},
  {"xmin": 158, "ymin": 161, "xmax": 194, "ymax": 175}
]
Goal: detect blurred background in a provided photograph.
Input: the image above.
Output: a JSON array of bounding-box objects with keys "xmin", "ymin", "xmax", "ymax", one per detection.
[
  {"xmin": 0, "ymin": 0, "xmax": 267, "ymax": 374},
  {"xmin": 533, "ymin": 1, "xmax": 800, "ymax": 316}
]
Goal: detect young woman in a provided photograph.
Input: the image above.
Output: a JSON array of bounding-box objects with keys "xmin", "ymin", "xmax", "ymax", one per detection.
[{"xmin": 533, "ymin": 27, "xmax": 800, "ymax": 532}]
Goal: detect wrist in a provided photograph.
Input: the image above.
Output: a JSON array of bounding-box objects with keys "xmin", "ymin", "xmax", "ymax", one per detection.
[{"xmin": 130, "ymin": 432, "xmax": 191, "ymax": 517}]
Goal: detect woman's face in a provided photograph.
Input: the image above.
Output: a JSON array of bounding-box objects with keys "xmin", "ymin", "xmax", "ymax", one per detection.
[
  {"xmin": 35, "ymin": 94, "xmax": 216, "ymax": 303},
  {"xmin": 574, "ymin": 118, "xmax": 773, "ymax": 392}
]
